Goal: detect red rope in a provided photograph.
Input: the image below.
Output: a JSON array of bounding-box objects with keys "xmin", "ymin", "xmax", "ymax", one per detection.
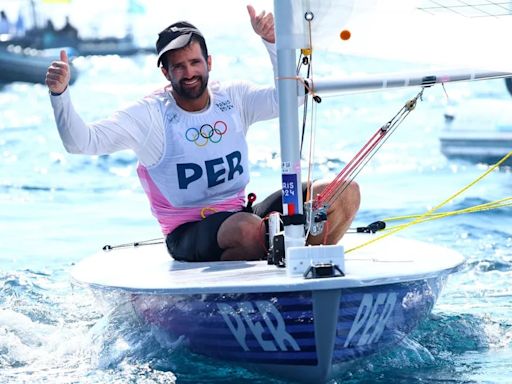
[{"xmin": 316, "ymin": 127, "xmax": 388, "ymax": 208}]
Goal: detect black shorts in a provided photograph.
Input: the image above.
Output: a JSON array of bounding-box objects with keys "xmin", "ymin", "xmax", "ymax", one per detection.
[{"xmin": 166, "ymin": 183, "xmax": 309, "ymax": 262}]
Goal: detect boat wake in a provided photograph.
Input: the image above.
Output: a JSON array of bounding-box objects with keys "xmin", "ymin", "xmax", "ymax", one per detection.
[{"xmin": 1, "ymin": 269, "xmax": 510, "ymax": 383}]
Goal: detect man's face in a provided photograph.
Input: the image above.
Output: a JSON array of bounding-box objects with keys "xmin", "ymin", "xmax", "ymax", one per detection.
[{"xmin": 166, "ymin": 41, "xmax": 211, "ymax": 101}]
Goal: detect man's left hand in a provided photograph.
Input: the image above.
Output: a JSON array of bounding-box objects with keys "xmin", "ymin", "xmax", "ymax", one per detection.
[{"xmin": 247, "ymin": 5, "xmax": 275, "ymax": 43}]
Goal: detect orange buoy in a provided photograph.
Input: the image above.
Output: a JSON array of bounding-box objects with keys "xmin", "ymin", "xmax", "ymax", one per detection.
[{"xmin": 340, "ymin": 29, "xmax": 351, "ymax": 41}]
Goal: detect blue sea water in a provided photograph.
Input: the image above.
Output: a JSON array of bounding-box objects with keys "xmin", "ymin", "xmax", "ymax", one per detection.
[{"xmin": 2, "ymin": 2, "xmax": 512, "ymax": 383}]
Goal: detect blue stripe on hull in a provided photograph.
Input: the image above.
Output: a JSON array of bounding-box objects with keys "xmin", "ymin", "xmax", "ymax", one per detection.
[
  {"xmin": 132, "ymin": 291, "xmax": 319, "ymax": 365},
  {"xmin": 332, "ymin": 277, "xmax": 446, "ymax": 363},
  {"xmin": 131, "ymin": 276, "xmax": 446, "ymax": 367}
]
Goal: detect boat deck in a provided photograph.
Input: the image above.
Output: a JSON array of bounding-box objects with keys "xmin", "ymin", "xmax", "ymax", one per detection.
[{"xmin": 71, "ymin": 233, "xmax": 464, "ymax": 294}]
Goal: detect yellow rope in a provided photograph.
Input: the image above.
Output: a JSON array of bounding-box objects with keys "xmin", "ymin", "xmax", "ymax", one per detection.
[
  {"xmin": 346, "ymin": 150, "xmax": 512, "ymax": 253},
  {"xmin": 382, "ymin": 197, "xmax": 512, "ymax": 231}
]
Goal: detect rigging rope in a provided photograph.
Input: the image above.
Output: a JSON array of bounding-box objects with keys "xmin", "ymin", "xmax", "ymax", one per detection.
[
  {"xmin": 314, "ymin": 89, "xmax": 425, "ymax": 210},
  {"xmin": 297, "ymin": 11, "xmax": 428, "ymax": 240},
  {"xmin": 366, "ymin": 197, "xmax": 512, "ymax": 237},
  {"xmin": 301, "ymin": 13, "xmax": 319, "ymax": 210},
  {"xmin": 103, "ymin": 238, "xmax": 163, "ymax": 251},
  {"xmin": 346, "ymin": 149, "xmax": 512, "ymax": 253},
  {"xmin": 380, "ymin": 197, "xmax": 512, "ymax": 230}
]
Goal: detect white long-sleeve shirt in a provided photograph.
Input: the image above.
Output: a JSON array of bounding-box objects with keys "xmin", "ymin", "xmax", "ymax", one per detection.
[
  {"xmin": 50, "ymin": 40, "xmax": 278, "ymax": 167},
  {"xmin": 49, "ymin": 40, "xmax": 280, "ymax": 235}
]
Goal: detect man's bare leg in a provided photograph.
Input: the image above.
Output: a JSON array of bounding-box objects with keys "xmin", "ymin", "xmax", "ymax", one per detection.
[
  {"xmin": 217, "ymin": 212, "xmax": 267, "ymax": 261},
  {"xmin": 217, "ymin": 179, "xmax": 360, "ymax": 260}
]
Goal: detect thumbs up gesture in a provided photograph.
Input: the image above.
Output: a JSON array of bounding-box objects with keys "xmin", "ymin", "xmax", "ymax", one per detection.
[
  {"xmin": 247, "ymin": 5, "xmax": 275, "ymax": 44},
  {"xmin": 46, "ymin": 49, "xmax": 71, "ymax": 95}
]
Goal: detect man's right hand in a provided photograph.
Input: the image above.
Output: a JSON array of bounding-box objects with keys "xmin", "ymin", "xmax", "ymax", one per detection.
[{"xmin": 46, "ymin": 49, "xmax": 71, "ymax": 95}]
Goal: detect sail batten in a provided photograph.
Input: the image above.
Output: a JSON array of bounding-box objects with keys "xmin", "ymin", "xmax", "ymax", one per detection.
[{"xmin": 418, "ymin": 0, "xmax": 512, "ymax": 18}]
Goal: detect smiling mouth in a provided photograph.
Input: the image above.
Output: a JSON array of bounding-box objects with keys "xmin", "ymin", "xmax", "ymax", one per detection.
[{"xmin": 182, "ymin": 77, "xmax": 200, "ymax": 87}]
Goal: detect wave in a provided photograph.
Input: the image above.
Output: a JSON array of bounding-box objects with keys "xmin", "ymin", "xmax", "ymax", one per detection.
[{"xmin": 333, "ymin": 311, "xmax": 511, "ymax": 383}]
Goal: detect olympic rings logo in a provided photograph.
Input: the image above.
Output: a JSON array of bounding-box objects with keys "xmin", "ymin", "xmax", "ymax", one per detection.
[{"xmin": 185, "ymin": 121, "xmax": 228, "ymax": 147}]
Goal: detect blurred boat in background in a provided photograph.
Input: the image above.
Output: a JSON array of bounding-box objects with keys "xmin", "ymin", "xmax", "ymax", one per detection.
[
  {"xmin": 0, "ymin": 0, "xmax": 152, "ymax": 57},
  {"xmin": 0, "ymin": 44, "xmax": 78, "ymax": 84},
  {"xmin": 439, "ymin": 78, "xmax": 512, "ymax": 166},
  {"xmin": 0, "ymin": 0, "xmax": 150, "ymax": 84},
  {"xmin": 0, "ymin": 25, "xmax": 151, "ymax": 57}
]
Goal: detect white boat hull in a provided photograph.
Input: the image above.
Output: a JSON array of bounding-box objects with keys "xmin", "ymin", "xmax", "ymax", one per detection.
[{"xmin": 71, "ymin": 234, "xmax": 464, "ymax": 383}]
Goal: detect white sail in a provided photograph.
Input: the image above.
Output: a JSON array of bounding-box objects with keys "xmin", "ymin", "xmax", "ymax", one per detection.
[{"xmin": 279, "ymin": 0, "xmax": 512, "ymax": 93}]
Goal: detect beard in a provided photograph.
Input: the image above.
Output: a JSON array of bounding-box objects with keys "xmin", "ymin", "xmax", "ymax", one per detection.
[{"xmin": 171, "ymin": 73, "xmax": 209, "ymax": 100}]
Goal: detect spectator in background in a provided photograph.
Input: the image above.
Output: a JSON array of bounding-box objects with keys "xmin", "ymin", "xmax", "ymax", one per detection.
[
  {"xmin": 15, "ymin": 12, "xmax": 25, "ymax": 36},
  {"xmin": 43, "ymin": 19, "xmax": 56, "ymax": 46},
  {"xmin": 60, "ymin": 16, "xmax": 78, "ymax": 40},
  {"xmin": 0, "ymin": 10, "xmax": 11, "ymax": 34}
]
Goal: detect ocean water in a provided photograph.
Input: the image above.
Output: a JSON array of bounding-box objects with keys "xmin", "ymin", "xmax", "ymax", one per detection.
[{"xmin": 2, "ymin": 2, "xmax": 512, "ymax": 383}]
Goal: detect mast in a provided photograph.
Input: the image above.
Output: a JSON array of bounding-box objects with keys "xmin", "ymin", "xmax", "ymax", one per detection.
[{"xmin": 273, "ymin": 0, "xmax": 305, "ymax": 245}]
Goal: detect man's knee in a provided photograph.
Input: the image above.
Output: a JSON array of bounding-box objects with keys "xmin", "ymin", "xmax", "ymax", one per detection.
[
  {"xmin": 218, "ymin": 212, "xmax": 266, "ymax": 260},
  {"xmin": 346, "ymin": 181, "xmax": 361, "ymax": 207},
  {"xmin": 329, "ymin": 181, "xmax": 360, "ymax": 212},
  {"xmin": 237, "ymin": 213, "xmax": 265, "ymax": 247},
  {"xmin": 218, "ymin": 212, "xmax": 263, "ymax": 248}
]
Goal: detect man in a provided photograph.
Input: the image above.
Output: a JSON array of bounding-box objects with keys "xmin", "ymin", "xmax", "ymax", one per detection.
[{"xmin": 46, "ymin": 5, "xmax": 360, "ymax": 263}]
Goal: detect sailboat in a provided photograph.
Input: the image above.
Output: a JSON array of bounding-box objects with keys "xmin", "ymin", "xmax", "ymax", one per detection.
[
  {"xmin": 1, "ymin": 0, "xmax": 149, "ymax": 57},
  {"xmin": 439, "ymin": 79, "xmax": 512, "ymax": 165},
  {"xmin": 0, "ymin": 44, "xmax": 78, "ymax": 84},
  {"xmin": 71, "ymin": 1, "xmax": 511, "ymax": 382}
]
